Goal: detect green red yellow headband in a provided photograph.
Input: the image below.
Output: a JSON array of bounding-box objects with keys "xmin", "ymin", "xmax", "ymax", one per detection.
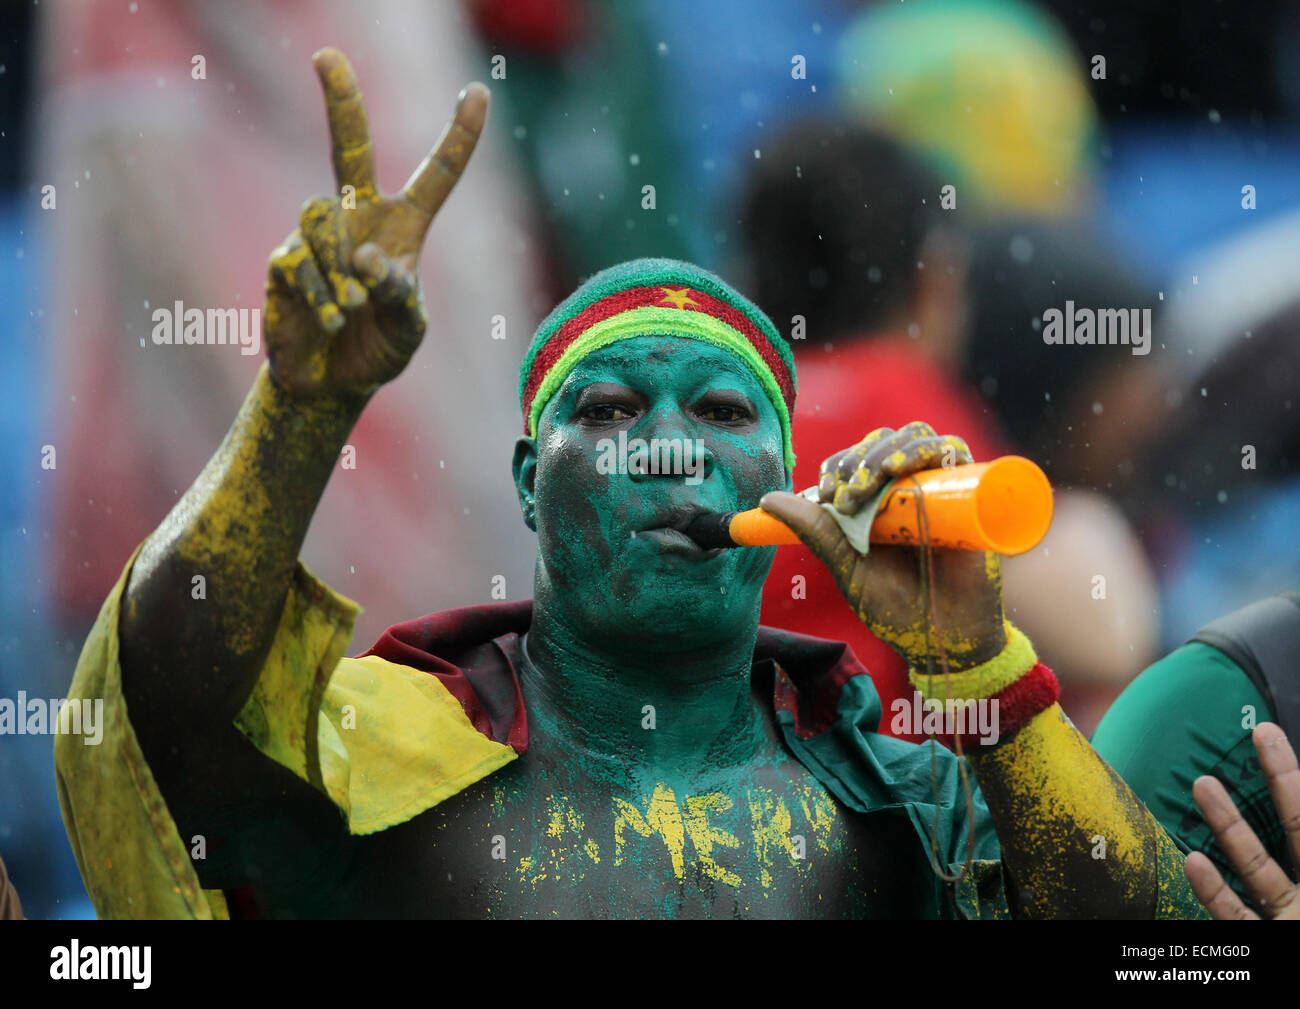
[{"xmin": 519, "ymin": 258, "xmax": 798, "ymax": 470}]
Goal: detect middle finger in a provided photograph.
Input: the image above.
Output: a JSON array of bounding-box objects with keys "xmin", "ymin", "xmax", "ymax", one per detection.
[
  {"xmin": 300, "ymin": 196, "xmax": 367, "ymax": 310},
  {"xmin": 829, "ymin": 421, "xmax": 946, "ymax": 514}
]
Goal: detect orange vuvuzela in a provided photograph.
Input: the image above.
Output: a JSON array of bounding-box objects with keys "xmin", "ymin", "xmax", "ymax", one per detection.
[{"xmin": 685, "ymin": 456, "xmax": 1053, "ymax": 557}]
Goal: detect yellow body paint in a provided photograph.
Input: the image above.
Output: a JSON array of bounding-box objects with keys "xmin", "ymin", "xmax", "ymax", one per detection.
[
  {"xmin": 513, "ymin": 783, "xmax": 838, "ymax": 894},
  {"xmin": 683, "ymin": 794, "xmax": 743, "ymax": 887},
  {"xmin": 613, "ymin": 783, "xmax": 687, "ymax": 878},
  {"xmin": 973, "ymin": 704, "xmax": 1166, "ymax": 917},
  {"xmin": 796, "ymin": 785, "xmax": 839, "ymax": 855},
  {"xmin": 748, "ymin": 791, "xmax": 798, "ymax": 889}
]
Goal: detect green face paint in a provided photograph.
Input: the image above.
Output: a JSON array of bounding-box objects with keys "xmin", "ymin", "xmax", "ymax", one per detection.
[{"xmin": 517, "ymin": 335, "xmax": 791, "ymax": 652}]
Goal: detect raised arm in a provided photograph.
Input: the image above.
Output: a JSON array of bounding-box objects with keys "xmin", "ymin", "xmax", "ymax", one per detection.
[
  {"xmin": 761, "ymin": 422, "xmax": 1202, "ymax": 918},
  {"xmin": 119, "ymin": 49, "xmax": 488, "ymax": 740}
]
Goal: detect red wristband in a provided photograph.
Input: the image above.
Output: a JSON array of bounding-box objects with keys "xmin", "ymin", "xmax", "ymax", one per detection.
[{"xmin": 926, "ymin": 662, "xmax": 1060, "ymax": 751}]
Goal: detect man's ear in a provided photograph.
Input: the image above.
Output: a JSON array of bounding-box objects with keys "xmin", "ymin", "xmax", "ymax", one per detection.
[{"xmin": 512, "ymin": 436, "xmax": 539, "ymax": 532}]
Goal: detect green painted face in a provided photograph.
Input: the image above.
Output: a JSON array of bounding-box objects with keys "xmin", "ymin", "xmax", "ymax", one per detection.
[{"xmin": 513, "ymin": 335, "xmax": 791, "ymax": 650}]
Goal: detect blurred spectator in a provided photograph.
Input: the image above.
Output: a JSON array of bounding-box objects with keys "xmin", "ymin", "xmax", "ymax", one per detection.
[
  {"xmin": 741, "ymin": 120, "xmax": 1160, "ymax": 738},
  {"xmin": 742, "ymin": 121, "xmax": 1003, "ymax": 743},
  {"xmin": 823, "ymin": 0, "xmax": 1176, "ymax": 731},
  {"xmin": 1161, "ymin": 207, "xmax": 1300, "ymax": 388},
  {"xmin": 963, "ymin": 216, "xmax": 1167, "ymax": 494},
  {"xmin": 469, "ymin": 0, "xmax": 855, "ymax": 282},
  {"xmin": 956, "ymin": 220, "xmax": 1170, "ymax": 731},
  {"xmin": 835, "ymin": 0, "xmax": 1100, "ymax": 217},
  {"xmin": 1141, "ymin": 295, "xmax": 1300, "ymax": 648},
  {"xmin": 1092, "ymin": 591, "xmax": 1300, "ymax": 915},
  {"xmin": 469, "ymin": 0, "xmax": 696, "ymax": 282}
]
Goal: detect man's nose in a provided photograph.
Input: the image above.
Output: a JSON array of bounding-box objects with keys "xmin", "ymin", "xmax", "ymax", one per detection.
[{"xmin": 627, "ymin": 405, "xmax": 715, "ymax": 482}]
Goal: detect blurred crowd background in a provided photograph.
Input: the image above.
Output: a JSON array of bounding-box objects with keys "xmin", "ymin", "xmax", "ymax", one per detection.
[{"xmin": 3, "ymin": 0, "xmax": 1299, "ymax": 918}]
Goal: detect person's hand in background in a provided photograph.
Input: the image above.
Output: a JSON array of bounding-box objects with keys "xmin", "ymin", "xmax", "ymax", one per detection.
[
  {"xmin": 0, "ymin": 852, "xmax": 22, "ymax": 920},
  {"xmin": 1186, "ymin": 722, "xmax": 1300, "ymax": 919}
]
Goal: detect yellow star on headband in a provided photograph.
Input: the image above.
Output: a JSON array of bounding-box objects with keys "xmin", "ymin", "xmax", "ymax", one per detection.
[{"xmin": 657, "ymin": 286, "xmax": 699, "ymax": 310}]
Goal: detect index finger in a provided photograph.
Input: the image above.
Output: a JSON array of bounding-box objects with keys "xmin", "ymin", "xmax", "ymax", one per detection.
[
  {"xmin": 819, "ymin": 428, "xmax": 892, "ymax": 501},
  {"xmin": 313, "ymin": 47, "xmax": 378, "ymax": 198},
  {"xmin": 828, "ymin": 422, "xmax": 944, "ymax": 514},
  {"xmin": 401, "ymin": 82, "xmax": 490, "ymax": 225},
  {"xmin": 759, "ymin": 490, "xmax": 860, "ymax": 577}
]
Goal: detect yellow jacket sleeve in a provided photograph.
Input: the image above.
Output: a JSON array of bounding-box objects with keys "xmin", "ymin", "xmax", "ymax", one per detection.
[{"xmin": 55, "ymin": 546, "xmax": 516, "ymax": 920}]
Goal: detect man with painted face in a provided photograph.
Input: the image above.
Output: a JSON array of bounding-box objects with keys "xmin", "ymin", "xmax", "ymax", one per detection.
[{"xmin": 57, "ymin": 49, "xmax": 1204, "ymax": 919}]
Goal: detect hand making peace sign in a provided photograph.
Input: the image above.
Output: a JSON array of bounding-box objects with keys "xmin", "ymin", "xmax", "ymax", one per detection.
[{"xmin": 263, "ymin": 48, "xmax": 489, "ymax": 400}]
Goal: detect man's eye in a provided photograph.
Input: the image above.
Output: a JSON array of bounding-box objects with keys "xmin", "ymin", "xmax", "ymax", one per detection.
[
  {"xmin": 699, "ymin": 405, "xmax": 748, "ymax": 422},
  {"xmin": 583, "ymin": 403, "xmax": 635, "ymax": 422}
]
